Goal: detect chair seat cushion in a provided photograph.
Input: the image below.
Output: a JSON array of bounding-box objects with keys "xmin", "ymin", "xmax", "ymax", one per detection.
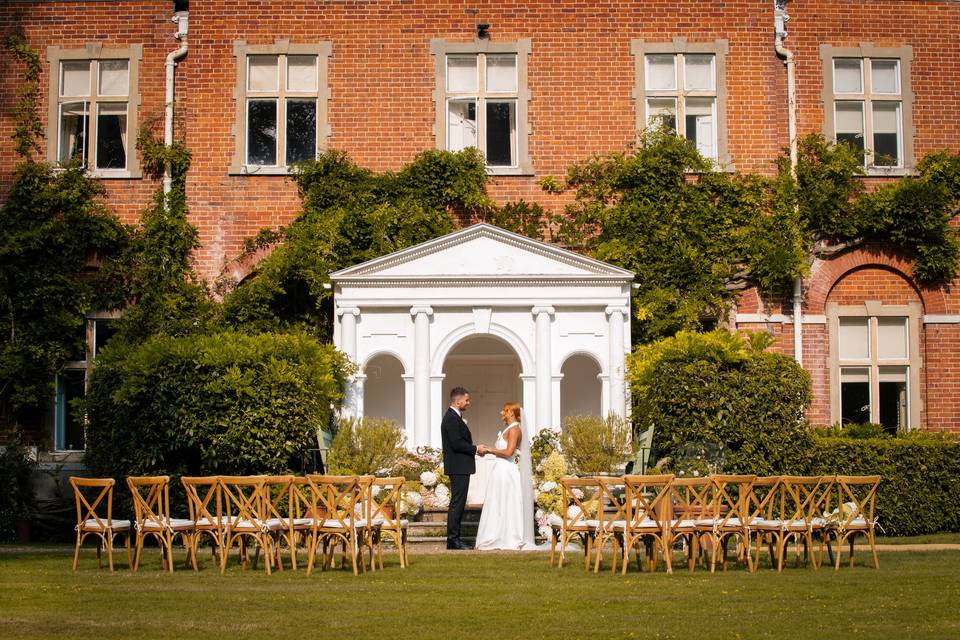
[
  {"xmin": 194, "ymin": 516, "xmax": 229, "ymax": 528},
  {"xmin": 612, "ymin": 518, "xmax": 660, "ymax": 531},
  {"xmin": 228, "ymin": 518, "xmax": 268, "ymax": 532},
  {"xmin": 672, "ymin": 519, "xmax": 697, "ymax": 529},
  {"xmin": 371, "ymin": 517, "xmax": 410, "ymax": 528},
  {"xmin": 752, "ymin": 518, "xmax": 783, "ymax": 530},
  {"xmin": 141, "ymin": 517, "xmax": 193, "ymax": 531},
  {"xmin": 79, "ymin": 518, "xmax": 131, "ymax": 532}
]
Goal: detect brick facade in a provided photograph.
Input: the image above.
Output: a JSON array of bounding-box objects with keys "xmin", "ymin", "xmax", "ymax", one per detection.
[{"xmin": 1, "ymin": 0, "xmax": 959, "ymax": 432}]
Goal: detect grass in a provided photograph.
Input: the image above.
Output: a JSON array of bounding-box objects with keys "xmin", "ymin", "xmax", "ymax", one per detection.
[
  {"xmin": 1, "ymin": 545, "xmax": 959, "ymax": 639},
  {"xmin": 875, "ymin": 532, "xmax": 960, "ymax": 545}
]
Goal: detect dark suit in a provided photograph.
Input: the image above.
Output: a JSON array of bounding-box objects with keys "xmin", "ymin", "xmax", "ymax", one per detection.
[{"xmin": 441, "ymin": 406, "xmax": 476, "ymax": 545}]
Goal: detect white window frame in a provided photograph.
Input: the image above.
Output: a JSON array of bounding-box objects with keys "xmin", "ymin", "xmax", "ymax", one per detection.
[
  {"xmin": 431, "ymin": 39, "xmax": 533, "ymax": 176},
  {"xmin": 46, "ymin": 44, "xmax": 142, "ymax": 178}
]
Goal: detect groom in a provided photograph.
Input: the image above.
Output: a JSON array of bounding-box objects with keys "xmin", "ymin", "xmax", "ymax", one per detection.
[{"xmin": 441, "ymin": 387, "xmax": 487, "ymax": 550}]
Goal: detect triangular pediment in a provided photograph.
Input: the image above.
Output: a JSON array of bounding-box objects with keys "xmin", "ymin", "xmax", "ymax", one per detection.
[{"xmin": 329, "ymin": 223, "xmax": 633, "ymax": 283}]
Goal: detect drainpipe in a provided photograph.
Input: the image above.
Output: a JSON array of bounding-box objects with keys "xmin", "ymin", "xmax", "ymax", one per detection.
[
  {"xmin": 164, "ymin": 12, "xmax": 189, "ymax": 202},
  {"xmin": 774, "ymin": 0, "xmax": 803, "ymax": 365}
]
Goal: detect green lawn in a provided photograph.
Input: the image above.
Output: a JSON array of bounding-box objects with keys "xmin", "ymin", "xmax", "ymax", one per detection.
[{"xmin": 1, "ymin": 546, "xmax": 959, "ymax": 639}]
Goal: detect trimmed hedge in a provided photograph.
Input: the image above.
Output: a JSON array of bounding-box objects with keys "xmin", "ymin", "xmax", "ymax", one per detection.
[
  {"xmin": 803, "ymin": 433, "xmax": 960, "ymax": 536},
  {"xmin": 84, "ymin": 332, "xmax": 351, "ymax": 484}
]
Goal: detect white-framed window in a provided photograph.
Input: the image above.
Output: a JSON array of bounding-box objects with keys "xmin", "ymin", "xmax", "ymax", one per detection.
[
  {"xmin": 46, "ymin": 45, "xmax": 142, "ymax": 177},
  {"xmin": 828, "ymin": 302, "xmax": 922, "ymax": 432},
  {"xmin": 431, "ymin": 39, "xmax": 533, "ymax": 175},
  {"xmin": 821, "ymin": 45, "xmax": 914, "ymax": 172},
  {"xmin": 632, "ymin": 39, "xmax": 730, "ymax": 166},
  {"xmin": 230, "ymin": 40, "xmax": 331, "ymax": 175}
]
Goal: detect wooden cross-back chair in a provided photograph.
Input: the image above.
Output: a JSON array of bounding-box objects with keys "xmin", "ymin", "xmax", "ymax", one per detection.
[
  {"xmin": 593, "ymin": 476, "xmax": 629, "ymax": 573},
  {"xmin": 369, "ymin": 477, "xmax": 409, "ymax": 569},
  {"xmin": 746, "ymin": 475, "xmax": 785, "ymax": 572},
  {"xmin": 354, "ymin": 475, "xmax": 378, "ymax": 572},
  {"xmin": 707, "ymin": 474, "xmax": 756, "ymax": 573},
  {"xmin": 304, "ymin": 475, "xmax": 364, "ymax": 576},
  {"xmin": 668, "ymin": 476, "xmax": 714, "ymax": 573},
  {"xmin": 127, "ymin": 475, "xmax": 194, "ymax": 573},
  {"xmin": 181, "ymin": 476, "xmax": 226, "ymax": 571},
  {"xmin": 555, "ymin": 476, "xmax": 602, "ymax": 570},
  {"xmin": 825, "ymin": 475, "xmax": 881, "ymax": 570},
  {"xmin": 617, "ymin": 474, "xmax": 675, "ymax": 575},
  {"xmin": 219, "ymin": 475, "xmax": 273, "ymax": 575},
  {"xmin": 780, "ymin": 475, "xmax": 834, "ymax": 570},
  {"xmin": 261, "ymin": 475, "xmax": 297, "ymax": 571},
  {"xmin": 69, "ymin": 477, "xmax": 132, "ymax": 573}
]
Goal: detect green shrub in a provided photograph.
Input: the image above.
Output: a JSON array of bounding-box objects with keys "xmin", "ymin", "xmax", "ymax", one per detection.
[
  {"xmin": 560, "ymin": 415, "xmax": 631, "ymax": 475},
  {"xmin": 0, "ymin": 442, "xmax": 34, "ymax": 541},
  {"xmin": 628, "ymin": 330, "xmax": 812, "ymax": 475},
  {"xmin": 802, "ymin": 432, "xmax": 960, "ymax": 536},
  {"xmin": 83, "ymin": 332, "xmax": 351, "ymax": 490},
  {"xmin": 327, "ymin": 417, "xmax": 406, "ymax": 475}
]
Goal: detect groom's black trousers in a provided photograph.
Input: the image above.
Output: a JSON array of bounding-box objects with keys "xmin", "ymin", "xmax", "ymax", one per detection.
[{"xmin": 447, "ymin": 473, "xmax": 470, "ymax": 544}]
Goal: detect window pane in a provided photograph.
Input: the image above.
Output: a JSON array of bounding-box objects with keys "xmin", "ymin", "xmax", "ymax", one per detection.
[
  {"xmin": 59, "ymin": 101, "xmax": 88, "ymax": 164},
  {"xmin": 835, "ymin": 101, "xmax": 865, "ymax": 154},
  {"xmin": 56, "ymin": 370, "xmax": 86, "ymax": 451},
  {"xmin": 647, "ymin": 98, "xmax": 676, "ymax": 132},
  {"xmin": 486, "ymin": 54, "xmax": 517, "ymax": 92},
  {"xmin": 840, "ymin": 367, "xmax": 870, "ymax": 425},
  {"xmin": 646, "ymin": 54, "xmax": 676, "ymax": 91},
  {"xmin": 684, "ymin": 55, "xmax": 714, "ymax": 91},
  {"xmin": 872, "ymin": 102, "xmax": 901, "ymax": 167},
  {"xmin": 838, "ymin": 317, "xmax": 869, "ymax": 360},
  {"xmin": 61, "ymin": 61, "xmax": 91, "ymax": 96},
  {"xmin": 93, "ymin": 319, "xmax": 117, "ymax": 358},
  {"xmin": 447, "ymin": 55, "xmax": 478, "ymax": 93},
  {"xmin": 877, "ymin": 316, "xmax": 907, "ymax": 359},
  {"xmin": 486, "ymin": 100, "xmax": 516, "ymax": 166},
  {"xmin": 834, "ymin": 58, "xmax": 863, "ymax": 93},
  {"xmin": 287, "ymin": 55, "xmax": 317, "ymax": 92},
  {"xmin": 248, "ymin": 55, "xmax": 279, "ymax": 92},
  {"xmin": 286, "ymin": 99, "xmax": 316, "ymax": 164},
  {"xmin": 98, "ymin": 60, "xmax": 128, "ymax": 96},
  {"xmin": 871, "ymin": 59, "xmax": 900, "ymax": 94},
  {"xmin": 878, "ymin": 366, "xmax": 907, "ymax": 433},
  {"xmin": 96, "ymin": 103, "xmax": 127, "ymax": 170},
  {"xmin": 447, "ymin": 99, "xmax": 477, "ymax": 152},
  {"xmin": 247, "ymin": 99, "xmax": 277, "ymax": 165},
  {"xmin": 684, "ymin": 98, "xmax": 715, "ymax": 159}
]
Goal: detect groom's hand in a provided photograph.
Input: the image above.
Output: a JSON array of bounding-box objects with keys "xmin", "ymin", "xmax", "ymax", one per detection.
[{"xmin": 476, "ymin": 444, "xmax": 487, "ymax": 456}]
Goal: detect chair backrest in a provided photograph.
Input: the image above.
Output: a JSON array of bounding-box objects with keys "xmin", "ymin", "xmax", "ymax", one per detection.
[
  {"xmin": 596, "ymin": 476, "xmax": 628, "ymax": 531},
  {"xmin": 219, "ymin": 476, "xmax": 268, "ymax": 526},
  {"xmin": 355, "ymin": 475, "xmax": 375, "ymax": 523},
  {"xmin": 559, "ymin": 476, "xmax": 602, "ymax": 530},
  {"xmin": 781, "ymin": 475, "xmax": 834, "ymax": 523},
  {"xmin": 622, "ymin": 474, "xmax": 674, "ymax": 530},
  {"xmin": 126, "ymin": 476, "xmax": 171, "ymax": 528},
  {"xmin": 834, "ymin": 475, "xmax": 881, "ymax": 527},
  {"xmin": 632, "ymin": 426, "xmax": 656, "ymax": 475},
  {"xmin": 70, "ymin": 477, "xmax": 116, "ymax": 530},
  {"xmin": 262, "ymin": 475, "xmax": 295, "ymax": 523},
  {"xmin": 305, "ymin": 475, "xmax": 361, "ymax": 528},
  {"xmin": 669, "ymin": 476, "xmax": 714, "ymax": 523},
  {"xmin": 181, "ymin": 476, "xmax": 221, "ymax": 524},
  {"xmin": 712, "ymin": 475, "xmax": 756, "ymax": 527},
  {"xmin": 369, "ymin": 477, "xmax": 405, "ymax": 526},
  {"xmin": 746, "ymin": 476, "xmax": 783, "ymax": 522}
]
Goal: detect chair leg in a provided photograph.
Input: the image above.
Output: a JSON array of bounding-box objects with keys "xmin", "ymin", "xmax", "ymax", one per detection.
[
  {"xmin": 96, "ymin": 539, "xmax": 102, "ymax": 569},
  {"xmin": 72, "ymin": 532, "xmax": 82, "ymax": 572},
  {"xmin": 107, "ymin": 533, "xmax": 115, "ymax": 573},
  {"xmin": 868, "ymin": 529, "xmax": 880, "ymax": 569},
  {"xmin": 133, "ymin": 534, "xmax": 144, "ymax": 572}
]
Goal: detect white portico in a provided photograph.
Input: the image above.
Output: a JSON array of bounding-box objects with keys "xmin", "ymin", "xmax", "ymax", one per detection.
[{"xmin": 330, "ymin": 223, "xmax": 633, "ymax": 463}]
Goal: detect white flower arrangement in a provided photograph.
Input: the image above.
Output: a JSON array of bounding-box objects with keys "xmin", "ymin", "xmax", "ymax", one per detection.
[
  {"xmin": 434, "ymin": 483, "xmax": 450, "ymax": 500},
  {"xmin": 400, "ymin": 490, "xmax": 423, "ymax": 516},
  {"xmin": 420, "ymin": 471, "xmax": 438, "ymax": 488},
  {"xmin": 539, "ymin": 481, "xmax": 557, "ymax": 493},
  {"xmin": 571, "ymin": 488, "xmax": 584, "ymax": 500}
]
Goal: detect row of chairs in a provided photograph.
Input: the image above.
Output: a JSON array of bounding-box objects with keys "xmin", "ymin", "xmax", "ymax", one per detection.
[
  {"xmin": 70, "ymin": 474, "xmax": 410, "ymax": 575},
  {"xmin": 549, "ymin": 474, "xmax": 881, "ymax": 575}
]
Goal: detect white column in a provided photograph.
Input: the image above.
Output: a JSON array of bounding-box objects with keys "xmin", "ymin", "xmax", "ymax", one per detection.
[
  {"xmin": 337, "ymin": 306, "xmax": 361, "ymax": 417},
  {"xmin": 411, "ymin": 306, "xmax": 433, "ymax": 447},
  {"xmin": 606, "ymin": 305, "xmax": 628, "ymax": 418},
  {"xmin": 532, "ymin": 306, "xmax": 555, "ymax": 429}
]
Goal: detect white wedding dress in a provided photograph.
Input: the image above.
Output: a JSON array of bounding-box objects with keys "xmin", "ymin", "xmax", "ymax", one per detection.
[{"xmin": 474, "ymin": 422, "xmax": 525, "ymax": 551}]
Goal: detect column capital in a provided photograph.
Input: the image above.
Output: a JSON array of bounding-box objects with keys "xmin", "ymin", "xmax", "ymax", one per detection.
[
  {"xmin": 605, "ymin": 305, "xmax": 629, "ymax": 316},
  {"xmin": 336, "ymin": 305, "xmax": 361, "ymax": 317},
  {"xmin": 410, "ymin": 305, "xmax": 434, "ymax": 317},
  {"xmin": 531, "ymin": 305, "xmax": 555, "ymax": 317}
]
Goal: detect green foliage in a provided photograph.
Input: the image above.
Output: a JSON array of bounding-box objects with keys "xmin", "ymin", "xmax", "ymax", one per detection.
[
  {"xmin": 0, "ymin": 442, "xmax": 35, "ymax": 541},
  {"xmin": 221, "ymin": 149, "xmax": 491, "ymax": 334},
  {"xmin": 83, "ymin": 332, "xmax": 351, "ymax": 484},
  {"xmin": 327, "ymin": 417, "xmax": 406, "ymax": 475},
  {"xmin": 803, "ymin": 432, "xmax": 960, "ymax": 536},
  {"xmin": 480, "ymin": 200, "xmax": 550, "ymax": 240},
  {"xmin": 5, "ymin": 32, "xmax": 44, "ymax": 158},
  {"xmin": 559, "ymin": 414, "xmax": 631, "ymax": 475},
  {"xmin": 628, "ymin": 330, "xmax": 812, "ymax": 476}
]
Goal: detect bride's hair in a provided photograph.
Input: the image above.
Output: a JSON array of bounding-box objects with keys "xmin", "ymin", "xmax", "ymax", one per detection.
[{"xmin": 502, "ymin": 402, "xmax": 521, "ymax": 423}]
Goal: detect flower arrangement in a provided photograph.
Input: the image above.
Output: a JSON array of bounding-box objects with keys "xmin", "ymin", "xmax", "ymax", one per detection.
[
  {"xmin": 399, "ymin": 490, "xmax": 423, "ymax": 517},
  {"xmin": 533, "ymin": 450, "xmax": 567, "ymax": 539},
  {"xmin": 388, "ymin": 447, "xmax": 452, "ymax": 516}
]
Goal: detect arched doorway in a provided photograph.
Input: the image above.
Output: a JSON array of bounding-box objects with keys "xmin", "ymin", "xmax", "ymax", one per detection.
[
  {"xmin": 442, "ymin": 335, "xmax": 521, "ymax": 505},
  {"xmin": 363, "ymin": 354, "xmax": 406, "ymax": 428},
  {"xmin": 560, "ymin": 354, "xmax": 602, "ymax": 421}
]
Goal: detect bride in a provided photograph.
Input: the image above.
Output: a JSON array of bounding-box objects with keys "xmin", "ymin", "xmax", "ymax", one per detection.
[{"xmin": 474, "ymin": 402, "xmax": 526, "ymax": 550}]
